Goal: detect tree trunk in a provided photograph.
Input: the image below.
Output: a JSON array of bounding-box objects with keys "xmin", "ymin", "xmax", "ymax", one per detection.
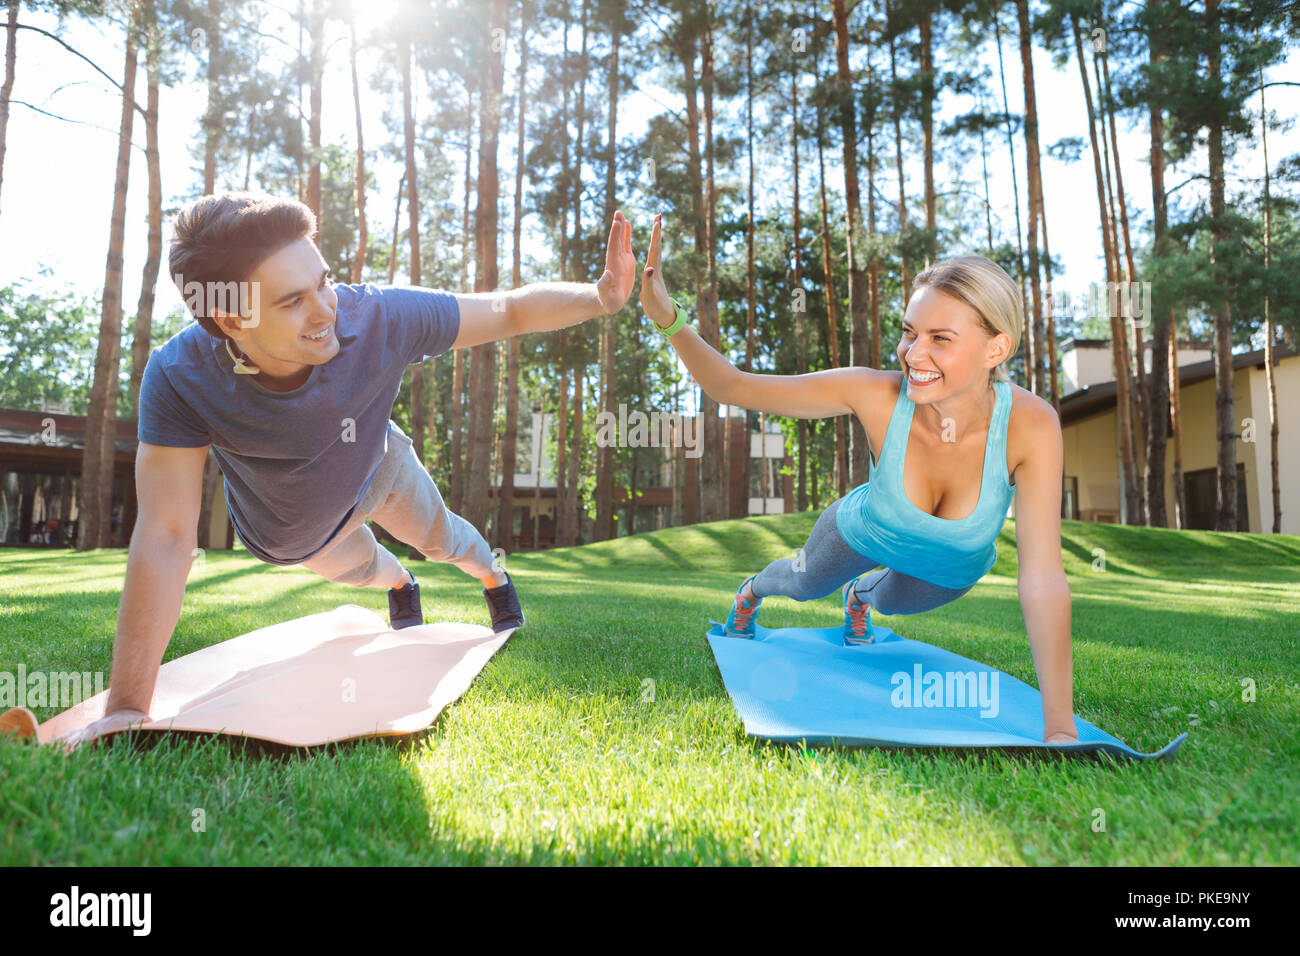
[
  {"xmin": 462, "ymin": 85, "xmax": 475, "ymax": 289},
  {"xmin": 80, "ymin": 1, "xmax": 140, "ymax": 550},
  {"xmin": 555, "ymin": 371, "xmax": 569, "ymax": 545},
  {"xmin": 402, "ymin": 34, "xmax": 426, "ymax": 469},
  {"xmin": 832, "ymin": 0, "xmax": 869, "ymax": 487},
  {"xmin": 387, "ymin": 169, "xmax": 403, "ymax": 284},
  {"xmin": 743, "ymin": 11, "xmax": 756, "ymax": 520},
  {"xmin": 1259, "ymin": 59, "xmax": 1280, "ymax": 533},
  {"xmin": 465, "ymin": 0, "xmax": 506, "ymax": 536},
  {"xmin": 595, "ymin": 7, "xmax": 619, "ymax": 540},
  {"xmin": 0, "ymin": 0, "xmax": 20, "ymax": 217},
  {"xmin": 701, "ymin": 14, "xmax": 723, "ymax": 521},
  {"xmin": 919, "ymin": 8, "xmax": 935, "ymax": 266},
  {"xmin": 349, "ymin": 12, "xmax": 367, "ymax": 283},
  {"xmin": 498, "ymin": 3, "xmax": 530, "ymax": 553},
  {"xmin": 788, "ymin": 11, "xmax": 806, "ymax": 513},
  {"xmin": 196, "ymin": 452, "xmax": 219, "ymax": 549},
  {"xmin": 1016, "ymin": 0, "xmax": 1043, "ymax": 397},
  {"xmin": 978, "ymin": 87, "xmax": 995, "ymax": 253},
  {"xmin": 490, "ymin": 343, "xmax": 506, "ymax": 541},
  {"xmin": 815, "ymin": 69, "xmax": 847, "ymax": 498},
  {"xmin": 560, "ymin": 0, "xmax": 590, "ymax": 541},
  {"xmin": 1092, "ymin": 46, "xmax": 1141, "ymax": 522},
  {"xmin": 306, "ymin": 0, "xmax": 322, "ymax": 223},
  {"xmin": 677, "ymin": 25, "xmax": 709, "ymax": 524},
  {"xmin": 1205, "ymin": 0, "xmax": 1236, "ymax": 531},
  {"xmin": 1073, "ymin": 15, "xmax": 1139, "ymax": 525},
  {"xmin": 532, "ymin": 408, "xmax": 546, "ymax": 548},
  {"xmin": 203, "ymin": 0, "xmax": 219, "ymax": 194},
  {"xmin": 888, "ymin": 0, "xmax": 910, "ymax": 312},
  {"xmin": 1169, "ymin": 322, "xmax": 1186, "ymax": 528},
  {"xmin": 564, "ymin": 372, "xmax": 583, "ymax": 545},
  {"xmin": 993, "ymin": 5, "xmax": 1030, "ymax": 386},
  {"xmin": 865, "ymin": 25, "xmax": 880, "ymax": 371},
  {"xmin": 450, "ymin": 94, "xmax": 473, "ymax": 513},
  {"xmin": 450, "ymin": 351, "xmax": 465, "ymax": 511},
  {"xmin": 1144, "ymin": 0, "xmax": 1172, "ymax": 528},
  {"xmin": 130, "ymin": 3, "xmax": 161, "ymax": 417},
  {"xmin": 1040, "ymin": 190, "xmax": 1059, "ymax": 409},
  {"xmin": 1100, "ymin": 35, "xmax": 1147, "ymax": 523}
]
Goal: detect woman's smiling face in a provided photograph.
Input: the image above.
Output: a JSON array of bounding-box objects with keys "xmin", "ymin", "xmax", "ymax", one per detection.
[{"xmin": 896, "ymin": 285, "xmax": 1007, "ymax": 398}]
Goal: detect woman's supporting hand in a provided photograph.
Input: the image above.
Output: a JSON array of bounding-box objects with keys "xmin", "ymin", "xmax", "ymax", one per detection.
[{"xmin": 639, "ymin": 213, "xmax": 677, "ymax": 330}]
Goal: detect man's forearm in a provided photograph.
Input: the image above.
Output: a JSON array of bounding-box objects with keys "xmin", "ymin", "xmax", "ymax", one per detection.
[
  {"xmin": 506, "ymin": 282, "xmax": 605, "ymax": 335},
  {"xmin": 1019, "ymin": 575, "xmax": 1075, "ymax": 735},
  {"xmin": 103, "ymin": 528, "xmax": 194, "ymax": 715}
]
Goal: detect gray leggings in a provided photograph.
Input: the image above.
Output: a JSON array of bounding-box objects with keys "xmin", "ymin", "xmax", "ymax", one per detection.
[{"xmin": 750, "ymin": 497, "xmax": 974, "ymax": 614}]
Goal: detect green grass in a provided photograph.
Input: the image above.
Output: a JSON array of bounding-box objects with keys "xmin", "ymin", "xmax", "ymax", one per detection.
[{"xmin": 1, "ymin": 514, "xmax": 1297, "ymax": 865}]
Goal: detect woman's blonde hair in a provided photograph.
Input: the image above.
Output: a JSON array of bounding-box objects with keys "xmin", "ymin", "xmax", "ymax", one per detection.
[{"xmin": 911, "ymin": 255, "xmax": 1022, "ymax": 384}]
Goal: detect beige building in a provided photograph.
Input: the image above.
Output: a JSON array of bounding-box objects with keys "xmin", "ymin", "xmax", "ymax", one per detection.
[{"xmin": 1058, "ymin": 338, "xmax": 1299, "ymax": 533}]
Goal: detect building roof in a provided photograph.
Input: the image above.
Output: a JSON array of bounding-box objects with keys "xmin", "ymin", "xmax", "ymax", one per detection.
[
  {"xmin": 0, "ymin": 408, "xmax": 139, "ymax": 460},
  {"xmin": 1059, "ymin": 343, "xmax": 1298, "ymax": 425}
]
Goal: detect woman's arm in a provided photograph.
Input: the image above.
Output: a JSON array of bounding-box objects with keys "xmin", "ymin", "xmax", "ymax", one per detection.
[
  {"xmin": 1012, "ymin": 398, "xmax": 1077, "ymax": 743},
  {"xmin": 639, "ymin": 213, "xmax": 883, "ymax": 419}
]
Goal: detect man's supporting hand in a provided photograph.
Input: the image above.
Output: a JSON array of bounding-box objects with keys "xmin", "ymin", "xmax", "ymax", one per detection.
[{"xmin": 55, "ymin": 709, "xmax": 151, "ymax": 753}]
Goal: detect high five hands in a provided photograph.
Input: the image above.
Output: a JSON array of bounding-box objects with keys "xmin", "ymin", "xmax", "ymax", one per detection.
[{"xmin": 595, "ymin": 210, "xmax": 676, "ymax": 330}]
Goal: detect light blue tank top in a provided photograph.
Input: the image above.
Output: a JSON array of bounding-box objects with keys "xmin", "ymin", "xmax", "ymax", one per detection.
[{"xmin": 835, "ymin": 378, "xmax": 1015, "ymax": 590}]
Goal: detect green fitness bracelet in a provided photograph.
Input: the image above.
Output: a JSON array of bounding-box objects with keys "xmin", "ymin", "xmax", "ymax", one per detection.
[{"xmin": 655, "ymin": 298, "xmax": 689, "ymax": 337}]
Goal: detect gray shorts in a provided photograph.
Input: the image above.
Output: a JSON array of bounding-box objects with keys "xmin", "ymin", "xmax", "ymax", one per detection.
[{"xmin": 296, "ymin": 421, "xmax": 497, "ymax": 588}]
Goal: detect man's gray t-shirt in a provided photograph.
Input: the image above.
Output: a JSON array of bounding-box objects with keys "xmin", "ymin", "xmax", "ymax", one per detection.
[{"xmin": 137, "ymin": 283, "xmax": 460, "ymax": 565}]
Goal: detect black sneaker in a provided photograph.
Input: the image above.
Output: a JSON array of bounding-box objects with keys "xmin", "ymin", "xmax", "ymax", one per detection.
[
  {"xmin": 483, "ymin": 571, "xmax": 525, "ymax": 633},
  {"xmin": 388, "ymin": 570, "xmax": 423, "ymax": 629}
]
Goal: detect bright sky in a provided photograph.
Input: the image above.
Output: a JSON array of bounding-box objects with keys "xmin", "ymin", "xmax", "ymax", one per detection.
[{"xmin": 2, "ymin": 3, "xmax": 1295, "ymax": 353}]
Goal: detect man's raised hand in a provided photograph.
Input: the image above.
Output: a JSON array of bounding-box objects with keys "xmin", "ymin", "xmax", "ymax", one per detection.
[{"xmin": 595, "ymin": 210, "xmax": 636, "ymax": 315}]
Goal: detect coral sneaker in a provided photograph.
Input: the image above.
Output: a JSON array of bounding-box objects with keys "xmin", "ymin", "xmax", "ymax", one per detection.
[
  {"xmin": 724, "ymin": 575, "xmax": 763, "ymax": 639},
  {"xmin": 842, "ymin": 579, "xmax": 874, "ymax": 645}
]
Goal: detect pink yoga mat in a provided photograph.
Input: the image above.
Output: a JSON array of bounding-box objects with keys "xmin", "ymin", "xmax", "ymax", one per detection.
[{"xmin": 24, "ymin": 605, "xmax": 515, "ymax": 748}]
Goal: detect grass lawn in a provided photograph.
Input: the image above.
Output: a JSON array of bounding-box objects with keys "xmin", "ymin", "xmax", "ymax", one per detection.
[{"xmin": 1, "ymin": 514, "xmax": 1297, "ymax": 865}]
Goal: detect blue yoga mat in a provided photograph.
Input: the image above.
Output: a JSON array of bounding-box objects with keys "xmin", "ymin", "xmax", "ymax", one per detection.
[{"xmin": 706, "ymin": 619, "xmax": 1186, "ymax": 761}]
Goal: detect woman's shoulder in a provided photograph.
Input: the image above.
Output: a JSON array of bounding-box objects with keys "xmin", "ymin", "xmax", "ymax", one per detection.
[{"xmin": 1004, "ymin": 381, "xmax": 1061, "ymax": 486}]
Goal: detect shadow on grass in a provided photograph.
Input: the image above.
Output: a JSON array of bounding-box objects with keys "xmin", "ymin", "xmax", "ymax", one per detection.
[{"xmin": 638, "ymin": 534, "xmax": 693, "ymax": 570}]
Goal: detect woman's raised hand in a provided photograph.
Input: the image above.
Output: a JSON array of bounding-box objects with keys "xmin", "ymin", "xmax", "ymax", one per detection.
[{"xmin": 639, "ymin": 213, "xmax": 677, "ymax": 330}]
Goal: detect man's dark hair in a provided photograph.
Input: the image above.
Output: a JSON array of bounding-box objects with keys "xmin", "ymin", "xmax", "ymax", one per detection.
[{"xmin": 168, "ymin": 192, "xmax": 317, "ymax": 341}]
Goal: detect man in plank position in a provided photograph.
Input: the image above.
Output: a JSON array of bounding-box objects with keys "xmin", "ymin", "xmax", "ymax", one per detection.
[{"xmin": 63, "ymin": 191, "xmax": 636, "ymax": 747}]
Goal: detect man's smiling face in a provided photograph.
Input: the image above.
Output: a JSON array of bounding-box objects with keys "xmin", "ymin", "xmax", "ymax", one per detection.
[{"xmin": 218, "ymin": 237, "xmax": 340, "ymax": 385}]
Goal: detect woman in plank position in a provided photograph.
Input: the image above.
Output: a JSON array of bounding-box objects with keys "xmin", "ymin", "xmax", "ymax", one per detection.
[{"xmin": 638, "ymin": 214, "xmax": 1077, "ymax": 744}]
